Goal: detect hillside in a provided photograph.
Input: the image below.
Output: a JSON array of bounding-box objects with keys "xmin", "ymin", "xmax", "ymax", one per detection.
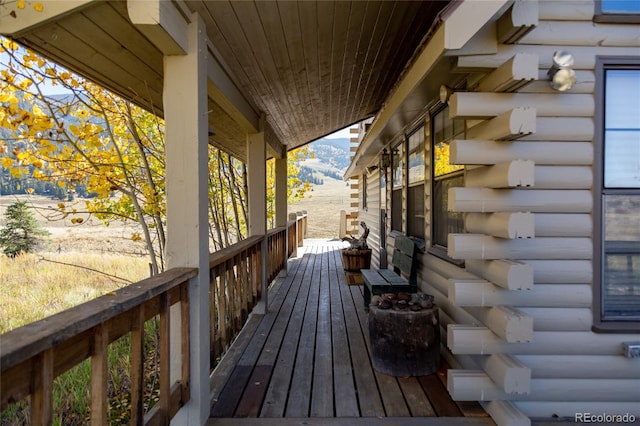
[{"xmin": 298, "ymin": 137, "xmax": 350, "ymax": 182}]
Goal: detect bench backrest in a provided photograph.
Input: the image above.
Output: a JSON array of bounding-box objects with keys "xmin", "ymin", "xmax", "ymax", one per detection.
[{"xmin": 391, "ymin": 235, "xmax": 417, "ymax": 286}]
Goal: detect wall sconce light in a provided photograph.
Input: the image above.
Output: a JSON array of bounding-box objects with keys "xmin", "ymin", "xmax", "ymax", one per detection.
[
  {"xmin": 380, "ymin": 148, "xmax": 392, "ymax": 170},
  {"xmin": 439, "ymin": 85, "xmax": 455, "ymax": 104},
  {"xmin": 547, "ymin": 50, "xmax": 576, "ymax": 91}
]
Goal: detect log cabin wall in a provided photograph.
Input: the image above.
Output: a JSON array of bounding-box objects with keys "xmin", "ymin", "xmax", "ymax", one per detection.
[
  {"xmin": 356, "ymin": 1, "xmax": 640, "ymax": 424},
  {"xmin": 358, "ymin": 168, "xmax": 382, "ymax": 269}
]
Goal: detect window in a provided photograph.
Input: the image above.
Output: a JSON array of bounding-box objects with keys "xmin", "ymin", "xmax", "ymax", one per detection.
[
  {"xmin": 391, "ymin": 142, "xmax": 403, "ymax": 231},
  {"xmin": 594, "ymin": 57, "xmax": 640, "ymax": 332},
  {"xmin": 431, "ymin": 106, "xmax": 465, "ymax": 256},
  {"xmin": 595, "ymin": 0, "xmax": 640, "ymax": 22},
  {"xmin": 407, "ymin": 125, "xmax": 425, "ymax": 239},
  {"xmin": 362, "ymin": 173, "xmax": 368, "ymax": 209}
]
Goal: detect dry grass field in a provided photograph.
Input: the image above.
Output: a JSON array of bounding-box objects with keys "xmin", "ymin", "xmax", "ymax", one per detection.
[{"xmin": 289, "ymin": 176, "xmax": 355, "ymax": 238}]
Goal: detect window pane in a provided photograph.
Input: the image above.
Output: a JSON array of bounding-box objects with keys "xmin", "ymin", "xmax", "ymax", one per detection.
[
  {"xmin": 604, "ymin": 70, "xmax": 640, "ymax": 188},
  {"xmin": 392, "ymin": 189, "xmax": 402, "ymax": 231},
  {"xmin": 392, "ymin": 143, "xmax": 403, "ymax": 189},
  {"xmin": 407, "ymin": 184, "xmax": 424, "ymax": 239},
  {"xmin": 603, "ymin": 195, "xmax": 640, "ymax": 320},
  {"xmin": 433, "ymin": 174, "xmax": 464, "ymax": 247},
  {"xmin": 434, "ymin": 141, "xmax": 464, "ymax": 177},
  {"xmin": 601, "ymin": 0, "xmax": 640, "ymax": 13},
  {"xmin": 408, "ymin": 127, "xmax": 425, "ymax": 184}
]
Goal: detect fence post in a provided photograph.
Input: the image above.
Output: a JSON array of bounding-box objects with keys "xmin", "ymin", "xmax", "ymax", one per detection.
[
  {"xmin": 289, "ymin": 212, "xmax": 298, "ymax": 258},
  {"xmin": 339, "ymin": 210, "xmax": 347, "ymax": 239}
]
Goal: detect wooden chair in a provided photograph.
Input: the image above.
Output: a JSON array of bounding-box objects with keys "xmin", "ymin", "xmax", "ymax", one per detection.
[{"xmin": 361, "ymin": 234, "xmax": 418, "ymax": 309}]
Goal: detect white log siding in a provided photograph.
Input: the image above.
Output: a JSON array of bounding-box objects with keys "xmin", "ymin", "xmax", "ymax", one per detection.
[
  {"xmin": 359, "ymin": 169, "xmax": 382, "ymax": 269},
  {"xmin": 435, "ymin": 1, "xmax": 640, "ymax": 422},
  {"xmin": 350, "ymin": 1, "xmax": 640, "ymax": 423}
]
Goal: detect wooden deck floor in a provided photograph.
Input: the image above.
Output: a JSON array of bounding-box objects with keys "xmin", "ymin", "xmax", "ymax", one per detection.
[{"xmin": 207, "ymin": 240, "xmax": 494, "ymax": 425}]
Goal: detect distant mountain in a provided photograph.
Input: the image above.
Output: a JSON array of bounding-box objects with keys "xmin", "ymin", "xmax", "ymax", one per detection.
[{"xmin": 298, "ymin": 137, "xmax": 351, "ymax": 183}]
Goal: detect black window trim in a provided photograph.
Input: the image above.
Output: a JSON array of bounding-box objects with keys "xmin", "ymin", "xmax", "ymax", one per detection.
[
  {"xmin": 594, "ymin": 0, "xmax": 640, "ymax": 23},
  {"xmin": 592, "ymin": 55, "xmax": 640, "ymax": 333}
]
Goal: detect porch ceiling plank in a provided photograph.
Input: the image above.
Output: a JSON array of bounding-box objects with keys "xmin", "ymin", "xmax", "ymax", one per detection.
[
  {"xmin": 340, "ymin": 2, "xmax": 380, "ymax": 123},
  {"xmin": 297, "ymin": 1, "xmax": 322, "ymax": 142},
  {"xmin": 275, "ymin": 0, "xmax": 314, "ymax": 142},
  {"xmin": 317, "ymin": 1, "xmax": 337, "ymax": 134},
  {"xmin": 86, "ymin": 2, "xmax": 164, "ymax": 75},
  {"xmin": 327, "ymin": 0, "xmax": 353, "ymax": 132},
  {"xmin": 60, "ymin": 9, "xmax": 164, "ymax": 93},
  {"xmin": 230, "ymin": 1, "xmax": 300, "ymax": 141}
]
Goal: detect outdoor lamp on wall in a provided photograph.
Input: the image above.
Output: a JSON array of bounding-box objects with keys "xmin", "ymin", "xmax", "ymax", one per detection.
[
  {"xmin": 380, "ymin": 149, "xmax": 392, "ymax": 171},
  {"xmin": 547, "ymin": 50, "xmax": 576, "ymax": 91}
]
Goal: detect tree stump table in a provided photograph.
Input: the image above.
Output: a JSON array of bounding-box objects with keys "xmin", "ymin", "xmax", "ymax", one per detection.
[{"xmin": 368, "ymin": 304, "xmax": 440, "ymax": 376}]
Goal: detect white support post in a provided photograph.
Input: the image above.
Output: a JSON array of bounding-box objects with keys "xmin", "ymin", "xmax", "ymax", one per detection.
[
  {"xmin": 248, "ymin": 132, "xmax": 268, "ymax": 314},
  {"xmin": 162, "ymin": 12, "xmax": 209, "ymax": 425},
  {"xmin": 275, "ymin": 154, "xmax": 288, "ymax": 277}
]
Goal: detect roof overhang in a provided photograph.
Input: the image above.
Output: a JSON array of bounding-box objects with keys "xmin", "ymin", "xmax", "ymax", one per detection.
[
  {"xmin": 344, "ymin": 0, "xmax": 513, "ymax": 179},
  {"xmin": 1, "ymin": 0, "xmax": 449, "ymax": 161}
]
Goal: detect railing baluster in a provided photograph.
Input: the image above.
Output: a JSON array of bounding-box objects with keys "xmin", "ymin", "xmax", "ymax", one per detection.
[
  {"xmin": 159, "ymin": 292, "xmax": 170, "ymax": 424},
  {"xmin": 31, "ymin": 348, "xmax": 53, "ymax": 426},
  {"xmin": 130, "ymin": 305, "xmax": 145, "ymax": 425},
  {"xmin": 91, "ymin": 324, "xmax": 108, "ymax": 425}
]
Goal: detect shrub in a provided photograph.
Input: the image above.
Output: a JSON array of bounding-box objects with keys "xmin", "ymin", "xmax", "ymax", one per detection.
[{"xmin": 0, "ymin": 200, "xmax": 49, "ymax": 257}]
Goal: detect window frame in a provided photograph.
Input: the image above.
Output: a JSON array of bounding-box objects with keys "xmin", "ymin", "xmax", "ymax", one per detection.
[
  {"xmin": 593, "ymin": 56, "xmax": 640, "ymax": 333},
  {"xmin": 391, "ymin": 140, "xmax": 404, "ymax": 232},
  {"xmin": 429, "ymin": 105, "xmax": 465, "ymax": 264},
  {"xmin": 362, "ymin": 172, "xmax": 368, "ymax": 211},
  {"xmin": 406, "ymin": 124, "xmax": 426, "ymax": 241},
  {"xmin": 594, "ymin": 0, "xmax": 640, "ymax": 23}
]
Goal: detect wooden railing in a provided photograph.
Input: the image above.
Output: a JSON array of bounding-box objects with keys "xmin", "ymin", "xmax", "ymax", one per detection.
[
  {"xmin": 0, "ymin": 267, "xmax": 196, "ymax": 425},
  {"xmin": 1, "ymin": 214, "xmax": 308, "ymax": 423},
  {"xmin": 209, "ymin": 213, "xmax": 307, "ymax": 365},
  {"xmin": 267, "ymin": 226, "xmax": 287, "ymax": 283},
  {"xmin": 209, "ymin": 235, "xmax": 263, "ymax": 364}
]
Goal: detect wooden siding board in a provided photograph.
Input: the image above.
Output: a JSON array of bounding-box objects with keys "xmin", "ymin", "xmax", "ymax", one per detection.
[{"xmin": 521, "ymin": 21, "xmax": 640, "ymax": 47}]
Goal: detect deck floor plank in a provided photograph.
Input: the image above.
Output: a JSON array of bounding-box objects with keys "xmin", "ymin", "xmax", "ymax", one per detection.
[
  {"xmin": 333, "ymin": 249, "xmax": 385, "ymax": 417},
  {"xmin": 211, "ymin": 248, "xmax": 307, "ymax": 417},
  {"xmin": 286, "ymin": 245, "xmax": 322, "ymax": 417},
  {"xmin": 311, "ymin": 247, "xmax": 336, "ymax": 417},
  {"xmin": 350, "ymin": 285, "xmax": 411, "ymax": 417},
  {"xmin": 328, "ymin": 247, "xmax": 360, "ymax": 417},
  {"xmin": 210, "ymin": 240, "xmax": 492, "ymax": 424},
  {"xmin": 259, "ymin": 253, "xmax": 314, "ymax": 418}
]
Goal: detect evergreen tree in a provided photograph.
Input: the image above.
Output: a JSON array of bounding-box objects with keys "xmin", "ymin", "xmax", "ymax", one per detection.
[{"xmin": 0, "ymin": 200, "xmax": 49, "ymax": 257}]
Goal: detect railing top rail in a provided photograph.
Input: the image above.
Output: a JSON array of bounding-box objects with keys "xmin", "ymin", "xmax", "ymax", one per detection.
[
  {"xmin": 266, "ymin": 226, "xmax": 287, "ymax": 237},
  {"xmin": 1, "ymin": 267, "xmax": 197, "ymax": 373},
  {"xmin": 209, "ymin": 235, "xmax": 263, "ymax": 268}
]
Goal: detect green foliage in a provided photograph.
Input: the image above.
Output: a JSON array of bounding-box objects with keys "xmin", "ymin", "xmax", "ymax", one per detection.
[{"xmin": 0, "ymin": 200, "xmax": 49, "ymax": 257}]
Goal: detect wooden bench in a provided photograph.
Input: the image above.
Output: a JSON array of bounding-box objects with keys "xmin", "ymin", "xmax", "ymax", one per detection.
[{"xmin": 361, "ymin": 234, "xmax": 418, "ymax": 309}]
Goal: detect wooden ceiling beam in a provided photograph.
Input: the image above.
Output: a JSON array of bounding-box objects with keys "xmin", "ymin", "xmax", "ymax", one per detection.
[{"xmin": 127, "ymin": 0, "xmax": 189, "ymax": 55}]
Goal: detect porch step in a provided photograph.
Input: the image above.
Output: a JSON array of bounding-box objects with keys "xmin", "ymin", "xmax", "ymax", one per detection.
[{"xmin": 207, "ymin": 418, "xmax": 495, "ymax": 426}]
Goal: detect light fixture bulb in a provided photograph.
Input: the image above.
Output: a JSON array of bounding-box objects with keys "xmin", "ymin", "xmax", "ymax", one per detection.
[
  {"xmin": 550, "ymin": 68, "xmax": 576, "ymax": 91},
  {"xmin": 552, "ymin": 50, "xmax": 574, "ymax": 68},
  {"xmin": 547, "ymin": 50, "xmax": 576, "ymax": 91}
]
